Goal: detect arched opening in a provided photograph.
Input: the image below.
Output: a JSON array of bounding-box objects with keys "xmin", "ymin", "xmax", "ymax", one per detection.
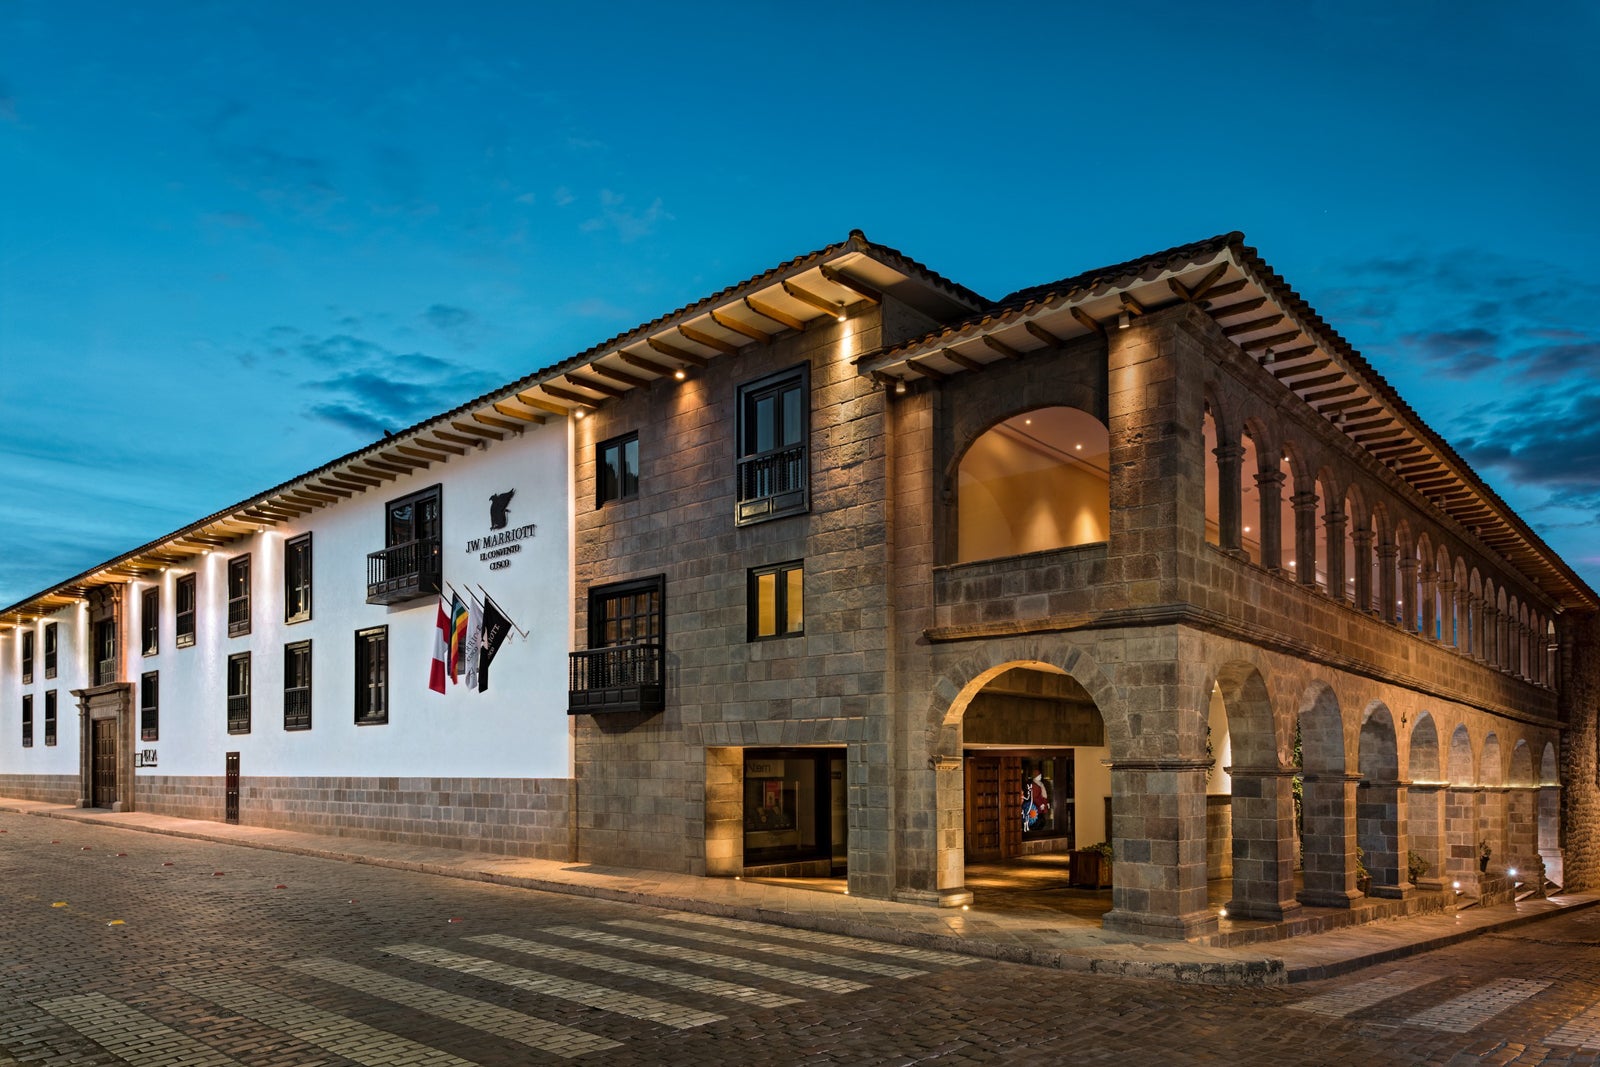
[
  {"xmin": 1240, "ymin": 427, "xmax": 1263, "ymax": 565},
  {"xmin": 1479, "ymin": 734, "xmax": 1504, "ymax": 874},
  {"xmin": 1538, "ymin": 741, "xmax": 1562, "ymax": 887},
  {"xmin": 1205, "ymin": 679, "xmax": 1234, "ymax": 884},
  {"xmin": 957, "ymin": 407, "xmax": 1110, "ymax": 563},
  {"xmin": 1445, "ymin": 724, "xmax": 1478, "ymax": 888},
  {"xmin": 1357, "ymin": 704, "xmax": 1405, "ymax": 895},
  {"xmin": 1281, "ymin": 448, "xmax": 1302, "ymax": 582},
  {"xmin": 1204, "ymin": 404, "xmax": 1223, "ymax": 549},
  {"xmin": 1343, "ymin": 489, "xmax": 1364, "ymax": 607},
  {"xmin": 1214, "ymin": 663, "xmax": 1300, "ymax": 920},
  {"xmin": 1394, "ymin": 522, "xmax": 1415, "ymax": 628},
  {"xmin": 1507, "ymin": 740, "xmax": 1537, "ymax": 873},
  {"xmin": 1415, "ymin": 534, "xmax": 1434, "ymax": 637},
  {"xmin": 1406, "ymin": 712, "xmax": 1444, "ymax": 889},
  {"xmin": 959, "ymin": 665, "xmax": 1113, "ymax": 908},
  {"xmin": 1296, "ymin": 683, "xmax": 1357, "ymax": 907},
  {"xmin": 1314, "ymin": 474, "xmax": 1333, "ymax": 592}
]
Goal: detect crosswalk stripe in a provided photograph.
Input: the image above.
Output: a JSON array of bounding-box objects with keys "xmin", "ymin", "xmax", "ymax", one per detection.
[
  {"xmin": 168, "ymin": 974, "xmax": 475, "ymax": 1066},
  {"xmin": 1406, "ymin": 978, "xmax": 1553, "ymax": 1033},
  {"xmin": 606, "ymin": 918, "xmax": 927, "ymax": 979},
  {"xmin": 465, "ymin": 934, "xmax": 802, "ymax": 1009},
  {"xmin": 1544, "ymin": 998, "xmax": 1600, "ymax": 1049},
  {"xmin": 283, "ymin": 956, "xmax": 620, "ymax": 1058},
  {"xmin": 382, "ymin": 942, "xmax": 724, "ymax": 1030},
  {"xmin": 36, "ymin": 992, "xmax": 241, "ymax": 1067},
  {"xmin": 1287, "ymin": 973, "xmax": 1439, "ymax": 1017},
  {"xmin": 538, "ymin": 924, "xmax": 869, "ymax": 994},
  {"xmin": 657, "ymin": 911, "xmax": 979, "ymax": 966}
]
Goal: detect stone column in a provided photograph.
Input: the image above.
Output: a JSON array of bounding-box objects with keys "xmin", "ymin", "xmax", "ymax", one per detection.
[
  {"xmin": 1483, "ymin": 602, "xmax": 1500, "ymax": 667},
  {"xmin": 74, "ymin": 692, "xmax": 92, "ymax": 808},
  {"xmin": 1351, "ymin": 527, "xmax": 1374, "ymax": 615},
  {"xmin": 1480, "ymin": 786, "xmax": 1509, "ymax": 873},
  {"xmin": 1438, "ymin": 579, "xmax": 1457, "ymax": 647},
  {"xmin": 1292, "ymin": 490, "xmax": 1319, "ymax": 588},
  {"xmin": 1468, "ymin": 595, "xmax": 1484, "ymax": 660},
  {"xmin": 1102, "ymin": 758, "xmax": 1218, "ymax": 939},
  {"xmin": 1446, "ymin": 785, "xmax": 1482, "ymax": 895},
  {"xmin": 1406, "ymin": 782, "xmax": 1448, "ymax": 890},
  {"xmin": 1297, "ymin": 772, "xmax": 1362, "ymax": 907},
  {"xmin": 1324, "ymin": 508, "xmax": 1348, "ymax": 601},
  {"xmin": 1507, "ymin": 784, "xmax": 1539, "ymax": 871},
  {"xmin": 1224, "ymin": 766, "xmax": 1302, "ymax": 921},
  {"xmin": 1216, "ymin": 442, "xmax": 1244, "ymax": 554},
  {"xmin": 1420, "ymin": 563, "xmax": 1438, "ymax": 641},
  {"xmin": 1359, "ymin": 778, "xmax": 1413, "ymax": 898},
  {"xmin": 703, "ymin": 747, "xmax": 743, "ymax": 877},
  {"xmin": 1377, "ymin": 541, "xmax": 1398, "ymax": 625},
  {"xmin": 1399, "ymin": 554, "xmax": 1419, "ymax": 634},
  {"xmin": 1255, "ymin": 468, "xmax": 1285, "ymax": 572}
]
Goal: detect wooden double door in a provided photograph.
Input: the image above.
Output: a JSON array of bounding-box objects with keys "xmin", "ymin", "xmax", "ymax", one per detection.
[{"xmin": 91, "ymin": 718, "xmax": 118, "ymax": 809}]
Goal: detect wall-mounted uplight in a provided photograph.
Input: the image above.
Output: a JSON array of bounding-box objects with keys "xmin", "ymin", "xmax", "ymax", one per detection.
[
  {"xmin": 573, "ymin": 408, "xmax": 586, "ymax": 420},
  {"xmin": 674, "ymin": 367, "xmax": 687, "ymax": 381},
  {"xmin": 1117, "ymin": 310, "xmax": 1131, "ymax": 330},
  {"xmin": 894, "ymin": 379, "xmax": 907, "ymax": 396}
]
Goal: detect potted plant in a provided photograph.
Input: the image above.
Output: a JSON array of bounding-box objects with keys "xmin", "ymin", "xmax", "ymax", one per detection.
[
  {"xmin": 1072, "ymin": 841, "xmax": 1113, "ymax": 888},
  {"xmin": 1408, "ymin": 849, "xmax": 1431, "ymax": 885},
  {"xmin": 1478, "ymin": 840, "xmax": 1492, "ymax": 872}
]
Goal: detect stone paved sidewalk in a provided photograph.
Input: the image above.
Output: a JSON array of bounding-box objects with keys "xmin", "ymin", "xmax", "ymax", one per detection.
[{"xmin": 2, "ymin": 796, "xmax": 1591, "ymax": 986}]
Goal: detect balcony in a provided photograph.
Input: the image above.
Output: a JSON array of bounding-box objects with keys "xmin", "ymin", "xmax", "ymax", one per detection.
[
  {"xmin": 568, "ymin": 643, "xmax": 664, "ymax": 715},
  {"xmin": 95, "ymin": 657, "xmax": 117, "ymax": 687},
  {"xmin": 736, "ymin": 445, "xmax": 806, "ymax": 525},
  {"xmin": 366, "ymin": 537, "xmax": 442, "ymax": 605}
]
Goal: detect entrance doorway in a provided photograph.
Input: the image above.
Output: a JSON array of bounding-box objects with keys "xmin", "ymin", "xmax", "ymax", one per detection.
[
  {"xmin": 964, "ymin": 752, "xmax": 1076, "ymax": 861},
  {"xmin": 225, "ymin": 752, "xmax": 240, "ymax": 824},
  {"xmin": 741, "ymin": 747, "xmax": 845, "ymax": 878},
  {"xmin": 91, "ymin": 718, "xmax": 118, "ymax": 808}
]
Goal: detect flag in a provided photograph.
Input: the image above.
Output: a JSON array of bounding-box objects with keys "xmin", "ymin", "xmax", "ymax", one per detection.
[
  {"xmin": 464, "ymin": 597, "xmax": 483, "ymax": 690},
  {"xmin": 449, "ymin": 593, "xmax": 469, "ymax": 684},
  {"xmin": 428, "ymin": 595, "xmax": 449, "ymax": 694},
  {"xmin": 478, "ymin": 595, "xmax": 512, "ymax": 693}
]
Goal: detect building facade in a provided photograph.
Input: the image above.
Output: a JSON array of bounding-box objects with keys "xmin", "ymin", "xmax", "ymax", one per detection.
[{"xmin": 4, "ymin": 231, "xmax": 1596, "ymax": 940}]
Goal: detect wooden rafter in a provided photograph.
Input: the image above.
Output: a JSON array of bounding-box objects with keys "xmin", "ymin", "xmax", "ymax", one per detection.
[
  {"xmin": 781, "ymin": 279, "xmax": 845, "ymax": 318},
  {"xmin": 1206, "ymin": 296, "xmax": 1268, "ymax": 319},
  {"xmin": 1120, "ymin": 292, "xmax": 1147, "ymax": 316},
  {"xmin": 744, "ymin": 295, "xmax": 806, "ymax": 332},
  {"xmin": 587, "ymin": 362, "xmax": 650, "ymax": 389},
  {"xmin": 541, "ymin": 383, "xmax": 601, "ymax": 408},
  {"xmin": 647, "ymin": 336, "xmax": 709, "ymax": 367},
  {"xmin": 818, "ymin": 265, "xmax": 882, "ymax": 304},
  {"xmin": 472, "ymin": 412, "xmax": 523, "ymax": 433},
  {"xmin": 982, "ymin": 336, "xmax": 1023, "ymax": 361},
  {"xmin": 493, "ymin": 401, "xmax": 548, "ymax": 423},
  {"xmin": 409, "ymin": 438, "xmax": 466, "ymax": 457},
  {"xmin": 1168, "ymin": 263, "xmax": 1228, "ymax": 304},
  {"xmin": 1302, "ymin": 383, "xmax": 1360, "ymax": 404},
  {"xmin": 1289, "ymin": 371, "xmax": 1346, "ymax": 392},
  {"xmin": 562, "ymin": 374, "xmax": 623, "ymax": 400},
  {"xmin": 618, "ymin": 350, "xmax": 677, "ymax": 377},
  {"xmin": 451, "ymin": 419, "xmax": 503, "ymax": 440},
  {"xmin": 380, "ymin": 450, "xmax": 429, "ymax": 469},
  {"xmin": 709, "ymin": 309, "xmax": 772, "ymax": 345},
  {"xmin": 514, "ymin": 392, "xmax": 570, "ymax": 417},
  {"xmin": 1070, "ymin": 307, "xmax": 1105, "ymax": 336},
  {"xmin": 1023, "ymin": 321, "xmax": 1064, "ymax": 347},
  {"xmin": 364, "ymin": 458, "xmax": 417, "ymax": 476},
  {"xmin": 1222, "ymin": 314, "xmax": 1286, "ymax": 339},
  {"xmin": 906, "ymin": 357, "xmax": 947, "ymax": 381},
  {"xmin": 678, "ymin": 324, "xmax": 740, "ymax": 357},
  {"xmin": 1274, "ymin": 358, "xmax": 1332, "ymax": 380},
  {"xmin": 397, "ymin": 445, "xmax": 452, "ymax": 464},
  {"xmin": 431, "ymin": 430, "xmax": 486, "ymax": 450},
  {"xmin": 940, "ymin": 347, "xmax": 983, "ymax": 372},
  {"xmin": 1241, "ymin": 329, "xmax": 1304, "ymax": 352}
]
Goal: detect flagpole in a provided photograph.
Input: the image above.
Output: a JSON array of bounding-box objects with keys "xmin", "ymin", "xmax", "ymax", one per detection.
[{"xmin": 477, "ymin": 584, "xmax": 529, "ymax": 638}]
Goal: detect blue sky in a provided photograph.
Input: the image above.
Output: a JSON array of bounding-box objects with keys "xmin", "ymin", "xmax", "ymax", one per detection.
[{"xmin": 3, "ymin": 1, "xmax": 1598, "ymax": 605}]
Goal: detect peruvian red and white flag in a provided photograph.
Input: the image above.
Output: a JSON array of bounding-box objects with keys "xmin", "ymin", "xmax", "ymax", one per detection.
[{"xmin": 428, "ymin": 594, "xmax": 450, "ymax": 693}]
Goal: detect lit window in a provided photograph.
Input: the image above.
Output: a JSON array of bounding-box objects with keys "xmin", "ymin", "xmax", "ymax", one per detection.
[
  {"xmin": 736, "ymin": 365, "xmax": 809, "ymax": 525},
  {"xmin": 749, "ymin": 561, "xmax": 804, "ymax": 640}
]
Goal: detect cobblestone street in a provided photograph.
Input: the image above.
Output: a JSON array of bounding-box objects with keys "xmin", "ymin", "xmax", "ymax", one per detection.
[{"xmin": 3, "ymin": 811, "xmax": 1598, "ymax": 1066}]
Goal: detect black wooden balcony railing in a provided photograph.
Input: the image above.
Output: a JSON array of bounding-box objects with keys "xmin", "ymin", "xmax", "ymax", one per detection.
[
  {"xmin": 284, "ymin": 687, "xmax": 311, "ymax": 731},
  {"xmin": 735, "ymin": 445, "xmax": 806, "ymax": 525},
  {"xmin": 95, "ymin": 657, "xmax": 117, "ymax": 686},
  {"xmin": 227, "ymin": 694, "xmax": 251, "ymax": 734},
  {"xmin": 567, "ymin": 643, "xmax": 664, "ymax": 715},
  {"xmin": 366, "ymin": 537, "xmax": 442, "ymax": 605}
]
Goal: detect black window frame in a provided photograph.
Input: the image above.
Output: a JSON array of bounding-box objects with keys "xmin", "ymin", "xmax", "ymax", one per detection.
[
  {"xmin": 355, "ymin": 626, "xmax": 389, "ymax": 726},
  {"xmin": 226, "ymin": 652, "xmax": 251, "ymax": 735},
  {"xmin": 43, "ymin": 690, "xmax": 57, "ymax": 746},
  {"xmin": 227, "ymin": 554, "xmax": 251, "ymax": 638},
  {"xmin": 587, "ymin": 575, "xmax": 665, "ymax": 651},
  {"xmin": 175, "ymin": 574, "xmax": 196, "ymax": 648},
  {"xmin": 141, "ymin": 586, "xmax": 159, "ymax": 656},
  {"xmin": 284, "ymin": 533, "xmax": 313, "ymax": 625},
  {"xmin": 140, "ymin": 671, "xmax": 159, "ymax": 742},
  {"xmin": 93, "ymin": 618, "xmax": 117, "ymax": 686},
  {"xmin": 284, "ymin": 640, "xmax": 312, "ymax": 731},
  {"xmin": 21, "ymin": 629, "xmax": 33, "ymax": 684},
  {"xmin": 596, "ymin": 431, "xmax": 641, "ymax": 507},
  {"xmin": 44, "ymin": 623, "xmax": 57, "ymax": 679},
  {"xmin": 735, "ymin": 363, "xmax": 810, "ymax": 525},
  {"xmin": 21, "ymin": 694, "xmax": 32, "ymax": 748},
  {"xmin": 748, "ymin": 560, "xmax": 805, "ymax": 641}
]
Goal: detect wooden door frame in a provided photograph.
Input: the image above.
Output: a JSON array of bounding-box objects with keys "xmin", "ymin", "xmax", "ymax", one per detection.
[{"xmin": 73, "ymin": 682, "xmax": 133, "ymax": 812}]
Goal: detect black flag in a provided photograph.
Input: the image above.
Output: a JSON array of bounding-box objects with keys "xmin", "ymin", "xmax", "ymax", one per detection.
[{"xmin": 477, "ymin": 596, "xmax": 512, "ymax": 693}]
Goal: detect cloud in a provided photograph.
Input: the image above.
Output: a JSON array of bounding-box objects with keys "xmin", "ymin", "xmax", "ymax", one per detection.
[
  {"xmin": 1457, "ymin": 391, "xmax": 1600, "ymax": 501},
  {"xmin": 580, "ymin": 189, "xmax": 671, "ymax": 242},
  {"xmin": 424, "ymin": 304, "xmax": 473, "ymax": 332},
  {"xmin": 291, "ymin": 333, "xmax": 499, "ymax": 439},
  {"xmin": 1397, "ymin": 326, "xmax": 1500, "ymax": 379},
  {"xmin": 203, "ymin": 100, "xmax": 342, "ymax": 218},
  {"xmin": 553, "ymin": 187, "xmax": 575, "ymax": 207}
]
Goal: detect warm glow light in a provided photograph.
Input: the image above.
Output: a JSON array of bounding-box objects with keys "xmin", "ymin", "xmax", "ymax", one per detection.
[
  {"xmin": 1075, "ymin": 443, "xmax": 1083, "ymax": 450},
  {"xmin": 1453, "ymin": 880, "xmax": 1461, "ymax": 890},
  {"xmin": 1508, "ymin": 867, "xmax": 1518, "ymax": 878},
  {"xmin": 674, "ymin": 368, "xmax": 687, "ymax": 381},
  {"xmin": 1243, "ymin": 526, "xmax": 1251, "ymax": 533},
  {"xmin": 1024, "ymin": 418, "xmax": 1032, "ymax": 425},
  {"xmin": 1219, "ymin": 908, "xmax": 1228, "ymax": 918},
  {"xmin": 1288, "ymin": 560, "xmax": 1296, "ymax": 567}
]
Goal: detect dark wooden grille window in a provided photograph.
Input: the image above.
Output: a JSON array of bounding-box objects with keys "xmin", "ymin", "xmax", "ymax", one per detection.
[
  {"xmin": 749, "ymin": 560, "xmax": 804, "ymax": 640},
  {"xmin": 44, "ymin": 623, "xmax": 58, "ymax": 679},
  {"xmin": 93, "ymin": 619, "xmax": 117, "ymax": 686},
  {"xmin": 597, "ymin": 432, "xmax": 640, "ymax": 506},
  {"xmin": 736, "ymin": 365, "xmax": 809, "ymax": 525},
  {"xmin": 140, "ymin": 672, "xmax": 159, "ymax": 742},
  {"xmin": 44, "ymin": 690, "xmax": 57, "ymax": 746},
  {"xmin": 227, "ymin": 652, "xmax": 251, "ymax": 734},
  {"xmin": 142, "ymin": 587, "xmax": 159, "ymax": 656},
  {"xmin": 227, "ymin": 555, "xmax": 251, "ymax": 637},
  {"xmin": 355, "ymin": 627, "xmax": 388, "ymax": 725},
  {"xmin": 368, "ymin": 486, "xmax": 442, "ymax": 605},
  {"xmin": 285, "ymin": 534, "xmax": 313, "ymax": 624},
  {"xmin": 176, "ymin": 575, "xmax": 196, "ymax": 648},
  {"xmin": 21, "ymin": 695, "xmax": 33, "ymax": 748},
  {"xmin": 21, "ymin": 630, "xmax": 33, "ymax": 684},
  {"xmin": 284, "ymin": 640, "xmax": 312, "ymax": 731},
  {"xmin": 568, "ymin": 576, "xmax": 665, "ymax": 715}
]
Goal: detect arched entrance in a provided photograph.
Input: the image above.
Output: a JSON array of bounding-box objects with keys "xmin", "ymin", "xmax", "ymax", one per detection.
[
  {"xmin": 1406, "ymin": 712, "xmax": 1446, "ymax": 890},
  {"xmin": 1297, "ymin": 683, "xmax": 1359, "ymax": 906},
  {"xmin": 1445, "ymin": 725, "xmax": 1479, "ymax": 891},
  {"xmin": 1357, "ymin": 703, "xmax": 1408, "ymax": 896},
  {"xmin": 1213, "ymin": 663, "xmax": 1300, "ymax": 921},
  {"xmin": 1538, "ymin": 742, "xmax": 1562, "ymax": 888}
]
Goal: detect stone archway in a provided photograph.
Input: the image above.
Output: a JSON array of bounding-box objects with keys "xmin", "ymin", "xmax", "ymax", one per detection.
[
  {"xmin": 1538, "ymin": 742, "xmax": 1563, "ymax": 887},
  {"xmin": 1445, "ymin": 724, "xmax": 1479, "ymax": 890},
  {"xmin": 1214, "ymin": 662, "xmax": 1299, "ymax": 920},
  {"xmin": 1507, "ymin": 740, "xmax": 1537, "ymax": 875},
  {"xmin": 1297, "ymin": 682, "xmax": 1359, "ymax": 907},
  {"xmin": 1480, "ymin": 734, "xmax": 1505, "ymax": 873},
  {"xmin": 1358, "ymin": 703, "xmax": 1409, "ymax": 897},
  {"xmin": 1406, "ymin": 712, "xmax": 1446, "ymax": 889}
]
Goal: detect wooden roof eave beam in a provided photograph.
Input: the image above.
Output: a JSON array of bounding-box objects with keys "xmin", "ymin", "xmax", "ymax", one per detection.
[
  {"xmin": 431, "ymin": 430, "xmax": 490, "ymax": 450},
  {"xmin": 1070, "ymin": 307, "xmax": 1106, "ymax": 337},
  {"xmin": 1024, "ymin": 321, "xmax": 1065, "ymax": 347},
  {"xmin": 1222, "ymin": 314, "xmax": 1287, "ymax": 339},
  {"xmin": 586, "ymin": 362, "xmax": 651, "ymax": 389},
  {"xmin": 346, "ymin": 464, "xmax": 400, "ymax": 482},
  {"xmin": 744, "ymin": 295, "xmax": 807, "ymax": 332},
  {"xmin": 1242, "ymin": 330, "xmax": 1305, "ymax": 353},
  {"xmin": 1168, "ymin": 263, "xmax": 1229, "ymax": 304},
  {"xmin": 646, "ymin": 336, "xmax": 709, "ymax": 368},
  {"xmin": 562, "ymin": 374, "xmax": 623, "ymax": 400},
  {"xmin": 540, "ymin": 383, "xmax": 602, "ymax": 408},
  {"xmin": 678, "ymin": 324, "xmax": 742, "ymax": 358},
  {"xmin": 514, "ymin": 393, "xmax": 571, "ymax": 417},
  {"xmin": 781, "ymin": 279, "xmax": 848, "ymax": 320},
  {"xmin": 941, "ymin": 347, "xmax": 984, "ymax": 372},
  {"xmin": 618, "ymin": 350, "xmax": 678, "ymax": 377},
  {"xmin": 981, "ymin": 335, "xmax": 1023, "ymax": 361},
  {"xmin": 708, "ymin": 308, "xmax": 773, "ymax": 346},
  {"xmin": 492, "ymin": 400, "xmax": 548, "ymax": 424},
  {"xmin": 818, "ymin": 264, "xmax": 882, "ymax": 305}
]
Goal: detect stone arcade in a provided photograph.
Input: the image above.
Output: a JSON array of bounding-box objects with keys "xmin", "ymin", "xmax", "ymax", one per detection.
[{"xmin": 3, "ymin": 230, "xmax": 1597, "ymax": 940}]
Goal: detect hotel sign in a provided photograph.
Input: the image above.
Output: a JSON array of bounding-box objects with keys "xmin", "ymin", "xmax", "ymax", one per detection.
[{"xmin": 464, "ymin": 489, "xmax": 535, "ymax": 571}]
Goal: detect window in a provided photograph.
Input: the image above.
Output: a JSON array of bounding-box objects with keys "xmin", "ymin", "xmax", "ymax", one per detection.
[
  {"xmin": 589, "ymin": 577, "xmax": 664, "ymax": 650},
  {"xmin": 355, "ymin": 627, "xmax": 388, "ymax": 725},
  {"xmin": 140, "ymin": 672, "xmax": 159, "ymax": 741},
  {"xmin": 227, "ymin": 652, "xmax": 251, "ymax": 734},
  {"xmin": 21, "ymin": 630, "xmax": 33, "ymax": 684},
  {"xmin": 597, "ymin": 432, "xmax": 640, "ymax": 506},
  {"xmin": 735, "ymin": 365, "xmax": 809, "ymax": 524},
  {"xmin": 141, "ymin": 587, "xmax": 159, "ymax": 656},
  {"xmin": 175, "ymin": 575, "xmax": 196, "ymax": 648},
  {"xmin": 570, "ymin": 577, "xmax": 666, "ymax": 715},
  {"xmin": 368, "ymin": 486, "xmax": 442, "ymax": 605},
  {"xmin": 285, "ymin": 534, "xmax": 313, "ymax": 624},
  {"xmin": 284, "ymin": 640, "xmax": 312, "ymax": 731},
  {"xmin": 93, "ymin": 619, "xmax": 117, "ymax": 686},
  {"xmin": 44, "ymin": 690, "xmax": 57, "ymax": 746},
  {"xmin": 227, "ymin": 555, "xmax": 251, "ymax": 637},
  {"xmin": 44, "ymin": 623, "xmax": 57, "ymax": 679},
  {"xmin": 749, "ymin": 561, "xmax": 804, "ymax": 640},
  {"xmin": 21, "ymin": 695, "xmax": 32, "ymax": 748}
]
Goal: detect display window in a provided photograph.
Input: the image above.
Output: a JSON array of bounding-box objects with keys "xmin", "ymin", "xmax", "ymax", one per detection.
[{"xmin": 742, "ymin": 748, "xmax": 846, "ymax": 871}]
